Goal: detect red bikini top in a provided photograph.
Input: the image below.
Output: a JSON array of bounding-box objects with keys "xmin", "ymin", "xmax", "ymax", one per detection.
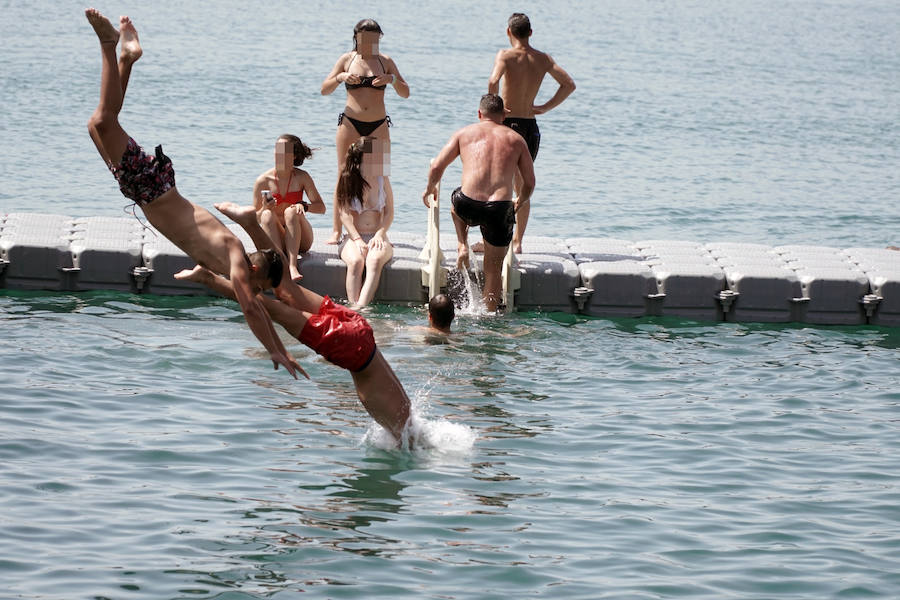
[{"xmin": 273, "ymin": 170, "xmax": 304, "ymax": 206}]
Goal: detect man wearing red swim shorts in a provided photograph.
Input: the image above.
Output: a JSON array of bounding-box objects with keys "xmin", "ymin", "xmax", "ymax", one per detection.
[
  {"xmin": 84, "ymin": 9, "xmax": 301, "ymax": 379},
  {"xmin": 176, "ymin": 203, "xmax": 412, "ymax": 443}
]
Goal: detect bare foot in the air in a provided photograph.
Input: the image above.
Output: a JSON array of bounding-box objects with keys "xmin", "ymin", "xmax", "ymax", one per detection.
[
  {"xmin": 174, "ymin": 265, "xmax": 212, "ymax": 285},
  {"xmin": 456, "ymin": 244, "xmax": 470, "ymax": 271},
  {"xmin": 214, "ymin": 202, "xmax": 257, "ymax": 227},
  {"xmin": 85, "ymin": 8, "xmax": 119, "ymax": 44},
  {"xmin": 119, "ymin": 16, "xmax": 142, "ymax": 63}
]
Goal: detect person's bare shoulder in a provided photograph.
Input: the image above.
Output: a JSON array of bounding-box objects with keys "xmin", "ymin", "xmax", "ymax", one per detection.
[
  {"xmin": 502, "ymin": 124, "xmax": 525, "ymax": 143},
  {"xmin": 497, "ymin": 47, "xmax": 517, "ymax": 61},
  {"xmin": 457, "ymin": 121, "xmax": 483, "ymax": 140},
  {"xmin": 254, "ymin": 169, "xmax": 274, "ymax": 186},
  {"xmin": 529, "ymin": 47, "xmax": 554, "ymax": 70},
  {"xmin": 336, "ymin": 50, "xmax": 355, "ymax": 67}
]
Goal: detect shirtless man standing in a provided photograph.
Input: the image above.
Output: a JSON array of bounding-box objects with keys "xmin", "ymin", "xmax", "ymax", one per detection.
[
  {"xmin": 423, "ymin": 94, "xmax": 535, "ymax": 312},
  {"xmin": 177, "ymin": 203, "xmax": 412, "ymax": 443},
  {"xmin": 84, "ymin": 8, "xmax": 301, "ymax": 378},
  {"xmin": 487, "ymin": 12, "xmax": 575, "ymax": 254}
]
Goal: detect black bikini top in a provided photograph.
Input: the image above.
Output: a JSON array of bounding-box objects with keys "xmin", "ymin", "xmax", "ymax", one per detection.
[{"xmin": 345, "ymin": 54, "xmax": 389, "ymax": 91}]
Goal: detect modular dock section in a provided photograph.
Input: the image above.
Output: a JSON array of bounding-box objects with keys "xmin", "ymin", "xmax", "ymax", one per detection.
[{"xmin": 1, "ymin": 212, "xmax": 898, "ymax": 327}]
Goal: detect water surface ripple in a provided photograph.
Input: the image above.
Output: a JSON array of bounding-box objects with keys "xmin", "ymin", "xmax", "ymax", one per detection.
[{"xmin": 2, "ymin": 292, "xmax": 900, "ymax": 598}]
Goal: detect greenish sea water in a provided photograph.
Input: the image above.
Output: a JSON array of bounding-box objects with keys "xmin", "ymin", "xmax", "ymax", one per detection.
[{"xmin": 2, "ymin": 290, "xmax": 900, "ymax": 598}]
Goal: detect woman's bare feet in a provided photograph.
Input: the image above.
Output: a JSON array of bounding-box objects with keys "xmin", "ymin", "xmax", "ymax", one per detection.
[
  {"xmin": 85, "ymin": 8, "xmax": 119, "ymax": 44},
  {"xmin": 119, "ymin": 16, "xmax": 142, "ymax": 63}
]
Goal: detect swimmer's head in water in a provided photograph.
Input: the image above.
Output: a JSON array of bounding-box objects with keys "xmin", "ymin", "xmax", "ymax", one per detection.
[
  {"xmin": 353, "ymin": 19, "xmax": 383, "ymax": 51},
  {"xmin": 248, "ymin": 249, "xmax": 284, "ymax": 291},
  {"xmin": 479, "ymin": 93, "xmax": 505, "ymax": 117},
  {"xmin": 428, "ymin": 294, "xmax": 455, "ymax": 332},
  {"xmin": 508, "ymin": 13, "xmax": 532, "ymax": 39},
  {"xmin": 275, "ymin": 134, "xmax": 313, "ymax": 167}
]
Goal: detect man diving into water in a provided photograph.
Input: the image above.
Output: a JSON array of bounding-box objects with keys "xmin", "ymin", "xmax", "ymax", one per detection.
[
  {"xmin": 177, "ymin": 203, "xmax": 412, "ymax": 443},
  {"xmin": 86, "ymin": 8, "xmax": 410, "ymax": 441},
  {"xmin": 84, "ymin": 8, "xmax": 302, "ymax": 378}
]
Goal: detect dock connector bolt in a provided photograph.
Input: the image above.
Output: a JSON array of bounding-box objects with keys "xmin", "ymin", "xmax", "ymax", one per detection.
[
  {"xmin": 571, "ymin": 286, "xmax": 594, "ymax": 312},
  {"xmin": 716, "ymin": 289, "xmax": 740, "ymax": 314},
  {"xmin": 132, "ymin": 266, "xmax": 153, "ymax": 292},
  {"xmin": 859, "ymin": 293, "xmax": 883, "ymax": 318}
]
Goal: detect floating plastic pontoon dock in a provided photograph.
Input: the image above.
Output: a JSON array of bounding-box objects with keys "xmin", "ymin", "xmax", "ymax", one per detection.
[{"xmin": 1, "ymin": 211, "xmax": 898, "ymax": 327}]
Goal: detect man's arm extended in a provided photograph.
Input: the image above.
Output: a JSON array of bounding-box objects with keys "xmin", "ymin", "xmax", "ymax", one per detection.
[
  {"xmin": 227, "ymin": 244, "xmax": 302, "ymax": 379},
  {"xmin": 514, "ymin": 137, "xmax": 535, "ymax": 212},
  {"xmin": 423, "ymin": 133, "xmax": 461, "ymax": 206}
]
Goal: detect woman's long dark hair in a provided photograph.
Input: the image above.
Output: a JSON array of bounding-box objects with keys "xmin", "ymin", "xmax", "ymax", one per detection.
[{"xmin": 336, "ymin": 138, "xmax": 370, "ymax": 210}]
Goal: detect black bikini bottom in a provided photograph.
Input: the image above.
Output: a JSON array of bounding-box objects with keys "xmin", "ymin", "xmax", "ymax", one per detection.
[{"xmin": 338, "ymin": 113, "xmax": 392, "ymax": 137}]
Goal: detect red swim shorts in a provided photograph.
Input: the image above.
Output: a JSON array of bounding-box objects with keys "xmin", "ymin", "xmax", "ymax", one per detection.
[{"xmin": 298, "ymin": 296, "xmax": 376, "ymax": 372}]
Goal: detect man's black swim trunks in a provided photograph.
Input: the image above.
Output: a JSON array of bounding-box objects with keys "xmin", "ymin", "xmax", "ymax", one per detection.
[
  {"xmin": 450, "ymin": 187, "xmax": 515, "ymax": 247},
  {"xmin": 503, "ymin": 117, "xmax": 540, "ymax": 161}
]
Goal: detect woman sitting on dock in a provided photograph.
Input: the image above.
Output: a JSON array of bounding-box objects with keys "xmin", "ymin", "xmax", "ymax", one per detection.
[
  {"xmin": 252, "ymin": 135, "xmax": 326, "ymax": 282},
  {"xmin": 337, "ymin": 136, "xmax": 394, "ymax": 308}
]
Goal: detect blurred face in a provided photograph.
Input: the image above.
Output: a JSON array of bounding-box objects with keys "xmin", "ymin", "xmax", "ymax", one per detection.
[
  {"xmin": 360, "ymin": 137, "xmax": 390, "ymax": 178},
  {"xmin": 355, "ymin": 30, "xmax": 380, "ymax": 54},
  {"xmin": 274, "ymin": 139, "xmax": 293, "ymax": 170},
  {"xmin": 248, "ymin": 268, "xmax": 270, "ymax": 294}
]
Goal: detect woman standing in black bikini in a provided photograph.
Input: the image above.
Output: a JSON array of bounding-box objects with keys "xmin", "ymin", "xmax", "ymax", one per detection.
[{"xmin": 321, "ymin": 19, "xmax": 409, "ymax": 245}]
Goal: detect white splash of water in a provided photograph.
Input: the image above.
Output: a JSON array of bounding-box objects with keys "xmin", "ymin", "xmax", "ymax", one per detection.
[
  {"xmin": 363, "ymin": 379, "xmax": 476, "ymax": 458},
  {"xmin": 451, "ymin": 267, "xmax": 489, "ymax": 317}
]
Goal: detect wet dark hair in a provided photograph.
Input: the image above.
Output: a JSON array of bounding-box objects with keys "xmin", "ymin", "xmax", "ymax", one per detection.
[
  {"xmin": 428, "ymin": 294, "xmax": 455, "ymax": 330},
  {"xmin": 249, "ymin": 249, "xmax": 284, "ymax": 289},
  {"xmin": 508, "ymin": 13, "xmax": 531, "ymax": 39},
  {"xmin": 277, "ymin": 134, "xmax": 313, "ymax": 166},
  {"xmin": 336, "ymin": 137, "xmax": 372, "ymax": 210},
  {"xmin": 480, "ymin": 93, "xmax": 505, "ymax": 116},
  {"xmin": 353, "ymin": 19, "xmax": 383, "ymax": 50}
]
